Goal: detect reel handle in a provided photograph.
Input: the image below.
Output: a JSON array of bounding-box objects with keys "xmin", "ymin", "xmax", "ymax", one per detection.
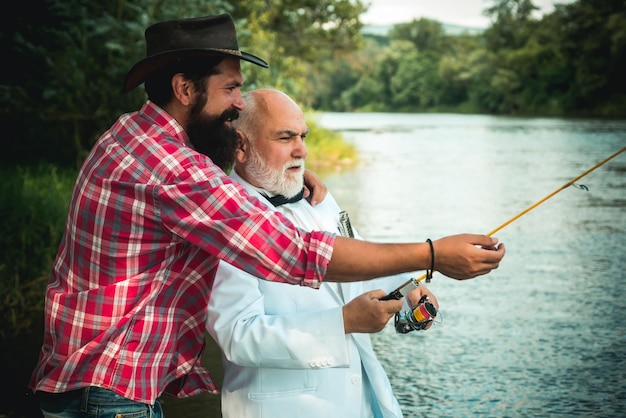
[{"xmin": 380, "ymin": 278, "xmax": 419, "ymax": 301}]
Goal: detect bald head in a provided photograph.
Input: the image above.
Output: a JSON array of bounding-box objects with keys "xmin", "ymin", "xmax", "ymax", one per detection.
[
  {"xmin": 232, "ymin": 89, "xmax": 308, "ymax": 197},
  {"xmin": 233, "ymin": 89, "xmax": 302, "ymax": 139}
]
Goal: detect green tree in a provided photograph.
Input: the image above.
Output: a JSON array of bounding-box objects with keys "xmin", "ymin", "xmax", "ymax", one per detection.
[
  {"xmin": 2, "ymin": 0, "xmax": 233, "ymax": 167},
  {"xmin": 389, "ymin": 18, "xmax": 448, "ymax": 54},
  {"xmin": 505, "ymin": 35, "xmax": 569, "ymax": 113},
  {"xmin": 231, "ymin": 0, "xmax": 367, "ymax": 107},
  {"xmin": 554, "ymin": 0, "xmax": 626, "ymax": 112},
  {"xmin": 483, "ymin": 0, "xmax": 539, "ymax": 51},
  {"xmin": 389, "ymin": 49, "xmax": 440, "ymax": 109},
  {"xmin": 436, "ymin": 34, "xmax": 484, "ymax": 107},
  {"xmin": 317, "ymin": 36, "xmax": 385, "ymax": 111}
]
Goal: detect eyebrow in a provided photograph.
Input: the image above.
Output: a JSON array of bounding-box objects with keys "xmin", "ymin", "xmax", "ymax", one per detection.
[
  {"xmin": 226, "ymin": 80, "xmax": 243, "ymax": 88},
  {"xmin": 275, "ymin": 128, "xmax": 309, "ymax": 137}
]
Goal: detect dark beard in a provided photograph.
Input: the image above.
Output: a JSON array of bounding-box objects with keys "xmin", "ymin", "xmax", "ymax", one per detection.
[{"xmin": 187, "ymin": 106, "xmax": 240, "ymax": 172}]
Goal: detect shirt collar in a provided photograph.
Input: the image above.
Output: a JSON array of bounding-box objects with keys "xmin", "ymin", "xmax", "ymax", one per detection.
[{"xmin": 139, "ymin": 101, "xmax": 191, "ymax": 147}]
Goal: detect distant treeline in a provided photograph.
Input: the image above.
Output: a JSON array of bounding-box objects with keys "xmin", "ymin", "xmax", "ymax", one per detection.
[
  {"xmin": 313, "ymin": 0, "xmax": 626, "ymax": 117},
  {"xmin": 2, "ymin": 0, "xmax": 624, "ymax": 169}
]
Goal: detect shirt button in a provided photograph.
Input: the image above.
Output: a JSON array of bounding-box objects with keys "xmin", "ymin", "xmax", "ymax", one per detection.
[{"xmin": 351, "ymin": 376, "xmax": 360, "ymax": 385}]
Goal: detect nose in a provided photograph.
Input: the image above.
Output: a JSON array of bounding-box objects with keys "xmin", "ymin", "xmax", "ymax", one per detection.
[
  {"xmin": 294, "ymin": 136, "xmax": 307, "ymax": 159},
  {"xmin": 233, "ymin": 90, "xmax": 245, "ymax": 110}
]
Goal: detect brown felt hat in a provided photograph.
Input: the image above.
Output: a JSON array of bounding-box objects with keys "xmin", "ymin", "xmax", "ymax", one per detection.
[{"xmin": 123, "ymin": 14, "xmax": 269, "ymax": 92}]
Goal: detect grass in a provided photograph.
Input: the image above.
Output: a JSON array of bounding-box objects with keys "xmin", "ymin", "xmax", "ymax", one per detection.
[
  {"xmin": 304, "ymin": 113, "xmax": 358, "ymax": 174},
  {"xmin": 0, "ymin": 164, "xmax": 75, "ymax": 338}
]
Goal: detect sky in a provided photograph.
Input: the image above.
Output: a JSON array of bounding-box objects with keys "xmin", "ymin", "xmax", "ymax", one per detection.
[{"xmin": 360, "ymin": 0, "xmax": 575, "ymax": 28}]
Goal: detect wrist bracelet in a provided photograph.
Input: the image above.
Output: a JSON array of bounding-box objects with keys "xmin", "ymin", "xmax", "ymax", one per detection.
[{"xmin": 426, "ymin": 238, "xmax": 434, "ymax": 283}]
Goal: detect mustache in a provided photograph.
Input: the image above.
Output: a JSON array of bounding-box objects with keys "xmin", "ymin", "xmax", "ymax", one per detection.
[
  {"xmin": 186, "ymin": 110, "xmax": 240, "ymax": 172},
  {"xmin": 221, "ymin": 108, "xmax": 239, "ymax": 123},
  {"xmin": 285, "ymin": 159, "xmax": 305, "ymax": 170}
]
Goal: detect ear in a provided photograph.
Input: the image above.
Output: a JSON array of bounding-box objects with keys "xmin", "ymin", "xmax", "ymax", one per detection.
[
  {"xmin": 235, "ymin": 130, "xmax": 249, "ymax": 164},
  {"xmin": 171, "ymin": 73, "xmax": 193, "ymax": 106}
]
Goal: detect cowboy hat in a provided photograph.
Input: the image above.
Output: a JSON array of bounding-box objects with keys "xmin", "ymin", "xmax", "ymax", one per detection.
[{"xmin": 123, "ymin": 14, "xmax": 269, "ymax": 92}]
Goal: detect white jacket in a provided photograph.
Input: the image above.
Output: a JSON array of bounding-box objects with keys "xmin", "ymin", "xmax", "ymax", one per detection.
[{"xmin": 206, "ymin": 170, "xmax": 406, "ymax": 418}]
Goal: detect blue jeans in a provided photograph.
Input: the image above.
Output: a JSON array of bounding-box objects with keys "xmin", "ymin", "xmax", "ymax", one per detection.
[{"xmin": 36, "ymin": 386, "xmax": 163, "ymax": 418}]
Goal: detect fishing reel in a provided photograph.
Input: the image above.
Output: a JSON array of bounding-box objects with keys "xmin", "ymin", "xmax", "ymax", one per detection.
[
  {"xmin": 394, "ymin": 294, "xmax": 437, "ymax": 334},
  {"xmin": 380, "ymin": 279, "xmax": 438, "ymax": 334}
]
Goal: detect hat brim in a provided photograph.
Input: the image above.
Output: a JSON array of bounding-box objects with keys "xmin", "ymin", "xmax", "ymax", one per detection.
[{"xmin": 123, "ymin": 49, "xmax": 269, "ymax": 93}]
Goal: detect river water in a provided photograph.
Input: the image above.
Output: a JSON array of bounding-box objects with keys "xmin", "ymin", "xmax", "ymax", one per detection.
[
  {"xmin": 163, "ymin": 113, "xmax": 626, "ymax": 417},
  {"xmin": 318, "ymin": 113, "xmax": 626, "ymax": 417}
]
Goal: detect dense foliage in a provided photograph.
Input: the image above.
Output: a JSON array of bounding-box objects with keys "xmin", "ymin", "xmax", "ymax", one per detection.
[
  {"xmin": 316, "ymin": 0, "xmax": 626, "ymax": 116},
  {"xmin": 0, "ymin": 166, "xmax": 74, "ymax": 338}
]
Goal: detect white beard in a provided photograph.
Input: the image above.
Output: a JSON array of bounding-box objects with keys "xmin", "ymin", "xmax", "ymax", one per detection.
[{"xmin": 244, "ymin": 148, "xmax": 305, "ymax": 198}]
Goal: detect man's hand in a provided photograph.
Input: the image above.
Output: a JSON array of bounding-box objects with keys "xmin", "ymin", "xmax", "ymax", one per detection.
[
  {"xmin": 406, "ymin": 284, "xmax": 439, "ymax": 331},
  {"xmin": 342, "ymin": 289, "xmax": 402, "ymax": 333},
  {"xmin": 303, "ymin": 169, "xmax": 327, "ymax": 206},
  {"xmin": 434, "ymin": 234, "xmax": 505, "ymax": 280}
]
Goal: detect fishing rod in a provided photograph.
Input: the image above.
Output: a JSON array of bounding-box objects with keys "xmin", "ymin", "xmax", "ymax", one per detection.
[{"xmin": 384, "ymin": 146, "xmax": 626, "ymax": 333}]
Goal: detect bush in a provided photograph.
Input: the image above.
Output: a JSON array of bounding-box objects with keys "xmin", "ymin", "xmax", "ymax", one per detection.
[
  {"xmin": 0, "ymin": 164, "xmax": 76, "ymax": 338},
  {"xmin": 304, "ymin": 114, "xmax": 358, "ymax": 173}
]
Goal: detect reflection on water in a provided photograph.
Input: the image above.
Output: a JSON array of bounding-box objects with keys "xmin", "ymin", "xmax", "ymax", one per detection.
[{"xmin": 320, "ymin": 113, "xmax": 626, "ymax": 417}]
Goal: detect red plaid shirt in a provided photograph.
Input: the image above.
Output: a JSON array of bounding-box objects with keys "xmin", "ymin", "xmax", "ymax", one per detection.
[{"xmin": 30, "ymin": 101, "xmax": 335, "ymax": 404}]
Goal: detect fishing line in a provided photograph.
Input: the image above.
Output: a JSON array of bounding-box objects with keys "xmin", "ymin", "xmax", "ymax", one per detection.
[
  {"xmin": 387, "ymin": 146, "xmax": 626, "ymax": 293},
  {"xmin": 484, "ymin": 146, "xmax": 625, "ymax": 237}
]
